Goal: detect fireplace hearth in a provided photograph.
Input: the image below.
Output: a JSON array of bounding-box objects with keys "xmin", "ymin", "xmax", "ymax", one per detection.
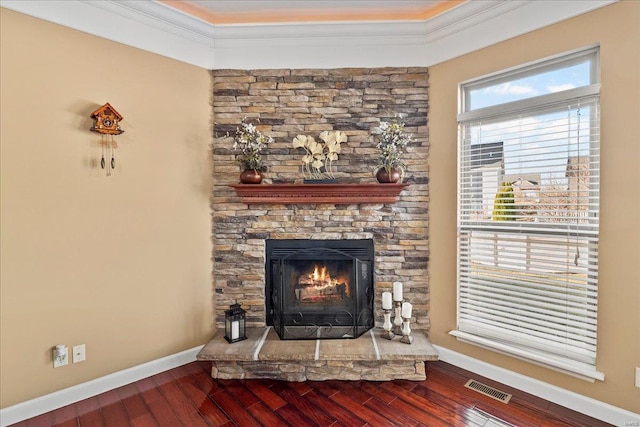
[{"xmin": 265, "ymin": 239, "xmax": 374, "ymax": 340}]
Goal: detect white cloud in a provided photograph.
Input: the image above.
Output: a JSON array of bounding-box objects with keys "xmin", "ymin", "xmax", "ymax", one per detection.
[
  {"xmin": 547, "ymin": 84, "xmax": 576, "ymax": 93},
  {"xmin": 482, "ymin": 82, "xmax": 537, "ymax": 96}
]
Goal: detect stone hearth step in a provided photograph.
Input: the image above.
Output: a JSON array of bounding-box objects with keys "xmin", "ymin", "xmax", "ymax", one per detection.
[{"xmin": 197, "ymin": 327, "xmax": 439, "ymax": 381}]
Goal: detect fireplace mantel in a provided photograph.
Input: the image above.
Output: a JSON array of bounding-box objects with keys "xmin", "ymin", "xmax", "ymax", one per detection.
[{"xmin": 229, "ymin": 183, "xmax": 409, "ymax": 204}]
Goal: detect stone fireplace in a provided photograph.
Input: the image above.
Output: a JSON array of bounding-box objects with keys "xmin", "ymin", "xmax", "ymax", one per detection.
[
  {"xmin": 211, "ymin": 66, "xmax": 430, "ymax": 333},
  {"xmin": 266, "ymin": 238, "xmax": 375, "ymax": 340},
  {"xmin": 201, "ymin": 66, "xmax": 435, "ymax": 380}
]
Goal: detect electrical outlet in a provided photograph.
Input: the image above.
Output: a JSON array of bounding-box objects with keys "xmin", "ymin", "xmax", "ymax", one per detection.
[
  {"xmin": 635, "ymin": 367, "xmax": 640, "ymax": 388},
  {"xmin": 72, "ymin": 344, "xmax": 86, "ymax": 363},
  {"xmin": 53, "ymin": 345, "xmax": 68, "ymax": 368}
]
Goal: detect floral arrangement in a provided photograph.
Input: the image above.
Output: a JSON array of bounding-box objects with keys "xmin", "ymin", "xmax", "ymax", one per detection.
[
  {"xmin": 292, "ymin": 130, "xmax": 347, "ymax": 180},
  {"xmin": 373, "ymin": 116, "xmax": 413, "ymax": 180},
  {"xmin": 232, "ymin": 118, "xmax": 273, "ymax": 171}
]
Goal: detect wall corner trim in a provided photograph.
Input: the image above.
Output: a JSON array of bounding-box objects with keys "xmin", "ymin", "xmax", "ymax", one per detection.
[
  {"xmin": 0, "ymin": 345, "xmax": 204, "ymax": 427},
  {"xmin": 433, "ymin": 345, "xmax": 640, "ymax": 426}
]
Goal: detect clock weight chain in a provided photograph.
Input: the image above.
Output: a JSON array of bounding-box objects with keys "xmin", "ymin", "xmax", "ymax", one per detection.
[
  {"xmin": 101, "ymin": 136, "xmax": 106, "ymax": 171},
  {"xmin": 100, "ymin": 135, "xmax": 117, "ymax": 176},
  {"xmin": 110, "ymin": 134, "xmax": 116, "ymax": 172}
]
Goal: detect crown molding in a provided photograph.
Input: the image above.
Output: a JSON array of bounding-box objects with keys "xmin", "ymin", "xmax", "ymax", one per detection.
[
  {"xmin": 1, "ymin": 0, "xmax": 617, "ymax": 69},
  {"xmin": 211, "ymin": 0, "xmax": 616, "ymax": 69},
  {"xmin": 0, "ymin": 0, "xmax": 217, "ymax": 68}
]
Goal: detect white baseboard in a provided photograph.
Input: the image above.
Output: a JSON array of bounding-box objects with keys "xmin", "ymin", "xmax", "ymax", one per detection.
[
  {"xmin": 434, "ymin": 345, "xmax": 640, "ymax": 426},
  {"xmin": 0, "ymin": 345, "xmax": 203, "ymax": 427}
]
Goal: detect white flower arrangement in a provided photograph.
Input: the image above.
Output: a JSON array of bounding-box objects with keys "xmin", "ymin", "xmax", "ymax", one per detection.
[
  {"xmin": 373, "ymin": 116, "xmax": 413, "ymax": 179},
  {"xmin": 232, "ymin": 118, "xmax": 273, "ymax": 171},
  {"xmin": 292, "ymin": 130, "xmax": 347, "ymax": 180}
]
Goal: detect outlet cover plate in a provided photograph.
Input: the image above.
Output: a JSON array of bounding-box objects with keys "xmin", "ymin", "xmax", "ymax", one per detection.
[
  {"xmin": 72, "ymin": 344, "xmax": 86, "ymax": 363},
  {"xmin": 635, "ymin": 367, "xmax": 640, "ymax": 388}
]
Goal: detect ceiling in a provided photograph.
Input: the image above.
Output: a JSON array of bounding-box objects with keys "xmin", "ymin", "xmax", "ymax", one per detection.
[
  {"xmin": 1, "ymin": 0, "xmax": 616, "ymax": 69},
  {"xmin": 159, "ymin": 0, "xmax": 463, "ymax": 24}
]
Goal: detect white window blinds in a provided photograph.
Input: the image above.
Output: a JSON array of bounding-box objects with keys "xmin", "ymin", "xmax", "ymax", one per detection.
[{"xmin": 453, "ymin": 48, "xmax": 602, "ymax": 381}]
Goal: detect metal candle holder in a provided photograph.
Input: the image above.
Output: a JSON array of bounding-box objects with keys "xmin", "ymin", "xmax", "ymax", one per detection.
[
  {"xmin": 400, "ymin": 316, "xmax": 414, "ymax": 344},
  {"xmin": 393, "ymin": 300, "xmax": 403, "ymax": 336},
  {"xmin": 381, "ymin": 308, "xmax": 395, "ymax": 340}
]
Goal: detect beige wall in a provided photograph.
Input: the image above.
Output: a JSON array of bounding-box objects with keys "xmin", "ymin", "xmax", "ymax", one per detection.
[
  {"xmin": 429, "ymin": 1, "xmax": 640, "ymax": 413},
  {"xmin": 0, "ymin": 9, "xmax": 214, "ymax": 407}
]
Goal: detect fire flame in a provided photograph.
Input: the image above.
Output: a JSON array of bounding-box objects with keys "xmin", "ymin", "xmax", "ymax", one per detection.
[
  {"xmin": 296, "ymin": 264, "xmax": 349, "ymax": 302},
  {"xmin": 311, "ymin": 265, "xmax": 330, "ymax": 283}
]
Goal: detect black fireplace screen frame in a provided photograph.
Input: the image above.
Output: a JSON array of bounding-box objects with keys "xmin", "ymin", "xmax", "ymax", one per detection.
[{"xmin": 265, "ymin": 239, "xmax": 375, "ymax": 340}]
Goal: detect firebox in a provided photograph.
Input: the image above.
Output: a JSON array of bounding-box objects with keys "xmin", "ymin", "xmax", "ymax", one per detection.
[{"xmin": 265, "ymin": 239, "xmax": 375, "ymax": 340}]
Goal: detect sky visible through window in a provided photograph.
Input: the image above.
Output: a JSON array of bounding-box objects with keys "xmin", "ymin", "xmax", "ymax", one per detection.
[
  {"xmin": 468, "ymin": 60, "xmax": 591, "ymax": 110},
  {"xmin": 466, "ymin": 59, "xmax": 594, "ymax": 184}
]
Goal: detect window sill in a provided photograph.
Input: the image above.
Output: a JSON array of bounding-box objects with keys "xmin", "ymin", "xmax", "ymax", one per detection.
[{"xmin": 449, "ymin": 330, "xmax": 605, "ymax": 382}]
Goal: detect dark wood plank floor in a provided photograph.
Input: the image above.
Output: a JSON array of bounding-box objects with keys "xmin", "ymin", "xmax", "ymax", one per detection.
[{"xmin": 10, "ymin": 361, "xmax": 612, "ymax": 427}]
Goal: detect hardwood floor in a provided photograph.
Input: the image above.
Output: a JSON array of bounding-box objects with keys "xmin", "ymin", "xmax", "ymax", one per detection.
[{"xmin": 10, "ymin": 361, "xmax": 611, "ymax": 427}]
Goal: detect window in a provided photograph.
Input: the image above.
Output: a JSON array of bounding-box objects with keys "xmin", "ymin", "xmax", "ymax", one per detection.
[{"xmin": 452, "ymin": 47, "xmax": 602, "ymax": 381}]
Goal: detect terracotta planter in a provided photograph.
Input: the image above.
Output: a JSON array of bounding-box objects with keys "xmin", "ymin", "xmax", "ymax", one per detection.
[
  {"xmin": 375, "ymin": 167, "xmax": 401, "ymax": 184},
  {"xmin": 239, "ymin": 169, "xmax": 263, "ymax": 184}
]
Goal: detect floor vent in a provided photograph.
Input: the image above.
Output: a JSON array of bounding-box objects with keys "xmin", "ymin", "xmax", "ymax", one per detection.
[{"xmin": 464, "ymin": 379, "xmax": 512, "ymax": 403}]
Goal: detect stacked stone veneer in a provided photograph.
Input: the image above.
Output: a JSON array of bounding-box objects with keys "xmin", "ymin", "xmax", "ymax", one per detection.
[{"xmin": 211, "ymin": 67, "xmax": 429, "ymax": 332}]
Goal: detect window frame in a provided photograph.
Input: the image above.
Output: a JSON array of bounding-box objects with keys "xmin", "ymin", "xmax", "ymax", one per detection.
[{"xmin": 452, "ymin": 45, "xmax": 603, "ymax": 382}]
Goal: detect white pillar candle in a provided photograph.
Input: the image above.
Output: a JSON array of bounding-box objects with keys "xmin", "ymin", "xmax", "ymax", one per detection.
[
  {"xmin": 393, "ymin": 281, "xmax": 403, "ymax": 301},
  {"xmin": 231, "ymin": 320, "xmax": 240, "ymax": 340},
  {"xmin": 382, "ymin": 292, "xmax": 392, "ymax": 310},
  {"xmin": 401, "ymin": 302, "xmax": 412, "ymax": 318}
]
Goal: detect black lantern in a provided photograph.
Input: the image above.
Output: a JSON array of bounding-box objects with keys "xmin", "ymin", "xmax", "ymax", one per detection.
[{"xmin": 224, "ymin": 302, "xmax": 247, "ymax": 343}]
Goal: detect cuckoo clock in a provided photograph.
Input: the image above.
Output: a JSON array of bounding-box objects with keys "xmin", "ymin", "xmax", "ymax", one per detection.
[
  {"xmin": 90, "ymin": 103, "xmax": 123, "ymax": 135},
  {"xmin": 90, "ymin": 103, "xmax": 124, "ymax": 176}
]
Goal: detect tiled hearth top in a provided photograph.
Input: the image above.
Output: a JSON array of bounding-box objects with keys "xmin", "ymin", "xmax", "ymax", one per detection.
[{"xmin": 197, "ymin": 327, "xmax": 439, "ymax": 363}]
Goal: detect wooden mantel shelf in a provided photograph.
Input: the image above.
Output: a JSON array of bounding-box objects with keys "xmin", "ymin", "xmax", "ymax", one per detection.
[{"xmin": 230, "ymin": 183, "xmax": 409, "ymax": 204}]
